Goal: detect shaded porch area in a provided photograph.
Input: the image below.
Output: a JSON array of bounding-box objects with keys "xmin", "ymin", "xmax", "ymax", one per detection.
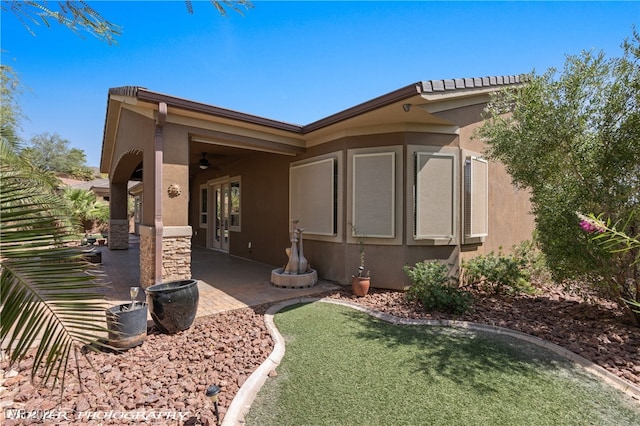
[{"xmin": 99, "ymin": 235, "xmax": 340, "ymax": 317}]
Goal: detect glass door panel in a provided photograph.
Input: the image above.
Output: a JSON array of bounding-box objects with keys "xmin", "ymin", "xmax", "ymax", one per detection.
[{"xmin": 210, "ymin": 182, "xmax": 230, "ymax": 252}]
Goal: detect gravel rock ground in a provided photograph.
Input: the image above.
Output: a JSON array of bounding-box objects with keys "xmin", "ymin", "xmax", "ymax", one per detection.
[{"xmin": 1, "ymin": 284, "xmax": 639, "ymax": 425}]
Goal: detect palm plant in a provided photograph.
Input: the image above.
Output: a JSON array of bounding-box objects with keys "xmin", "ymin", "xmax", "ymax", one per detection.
[
  {"xmin": 0, "ymin": 135, "xmax": 109, "ymax": 393},
  {"xmin": 63, "ymin": 187, "xmax": 109, "ymax": 235}
]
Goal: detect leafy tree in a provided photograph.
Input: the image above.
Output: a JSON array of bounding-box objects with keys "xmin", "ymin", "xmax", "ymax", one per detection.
[
  {"xmin": 2, "ymin": 0, "xmax": 253, "ymax": 44},
  {"xmin": 0, "ymin": 66, "xmax": 109, "ymax": 393},
  {"xmin": 0, "ymin": 65, "xmax": 23, "ymax": 148},
  {"xmin": 21, "ymin": 132, "xmax": 97, "ymax": 180},
  {"xmin": 476, "ymin": 30, "xmax": 640, "ymax": 322}
]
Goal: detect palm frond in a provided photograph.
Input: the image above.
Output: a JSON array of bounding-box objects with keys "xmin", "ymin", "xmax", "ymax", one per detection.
[{"xmin": 1, "ymin": 160, "xmax": 110, "ymax": 392}]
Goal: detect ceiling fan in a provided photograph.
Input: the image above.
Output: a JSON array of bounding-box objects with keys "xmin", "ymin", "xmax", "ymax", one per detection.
[{"xmin": 199, "ymin": 152, "xmax": 210, "ymax": 170}]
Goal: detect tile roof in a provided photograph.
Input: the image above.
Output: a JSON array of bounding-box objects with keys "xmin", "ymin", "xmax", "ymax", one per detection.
[{"xmin": 420, "ymin": 75, "xmax": 525, "ymax": 93}]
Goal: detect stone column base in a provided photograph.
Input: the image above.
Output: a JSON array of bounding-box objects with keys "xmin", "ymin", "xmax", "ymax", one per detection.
[
  {"xmin": 109, "ymin": 219, "xmax": 130, "ymax": 250},
  {"xmin": 139, "ymin": 226, "xmax": 192, "ymax": 288}
]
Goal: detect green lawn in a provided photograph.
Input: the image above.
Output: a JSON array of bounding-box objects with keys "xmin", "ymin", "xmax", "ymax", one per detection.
[{"xmin": 246, "ymin": 302, "xmax": 640, "ymax": 426}]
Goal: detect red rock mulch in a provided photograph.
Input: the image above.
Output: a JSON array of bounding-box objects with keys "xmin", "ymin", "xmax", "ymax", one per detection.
[{"xmin": 1, "ymin": 284, "xmax": 638, "ymax": 425}]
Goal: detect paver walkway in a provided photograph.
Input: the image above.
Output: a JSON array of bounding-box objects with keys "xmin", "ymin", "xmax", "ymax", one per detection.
[{"xmin": 99, "ymin": 235, "xmax": 340, "ymax": 317}]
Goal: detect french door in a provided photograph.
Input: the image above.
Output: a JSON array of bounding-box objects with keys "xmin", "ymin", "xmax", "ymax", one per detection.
[{"xmin": 209, "ymin": 181, "xmax": 230, "ymax": 252}]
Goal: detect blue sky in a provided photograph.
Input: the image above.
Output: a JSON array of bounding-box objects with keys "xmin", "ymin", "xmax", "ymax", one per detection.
[{"xmin": 2, "ymin": 1, "xmax": 638, "ymax": 167}]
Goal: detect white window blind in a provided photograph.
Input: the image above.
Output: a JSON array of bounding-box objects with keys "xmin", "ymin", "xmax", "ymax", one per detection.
[
  {"xmin": 290, "ymin": 158, "xmax": 336, "ymax": 236},
  {"xmin": 352, "ymin": 152, "xmax": 395, "ymax": 238},
  {"xmin": 465, "ymin": 156, "xmax": 489, "ymax": 238},
  {"xmin": 414, "ymin": 152, "xmax": 455, "ymax": 239}
]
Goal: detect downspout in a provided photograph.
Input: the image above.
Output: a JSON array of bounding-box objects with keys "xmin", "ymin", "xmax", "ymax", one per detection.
[{"xmin": 154, "ymin": 102, "xmax": 167, "ymax": 284}]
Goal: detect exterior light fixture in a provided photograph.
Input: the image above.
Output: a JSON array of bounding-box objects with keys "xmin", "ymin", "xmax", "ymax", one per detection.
[
  {"xmin": 402, "ymin": 103, "xmax": 412, "ymax": 112},
  {"xmin": 206, "ymin": 384, "xmax": 221, "ymax": 424},
  {"xmin": 199, "ymin": 152, "xmax": 210, "ymax": 169}
]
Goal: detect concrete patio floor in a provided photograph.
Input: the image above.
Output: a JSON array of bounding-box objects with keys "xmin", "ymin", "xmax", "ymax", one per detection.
[{"xmin": 99, "ymin": 235, "xmax": 340, "ymax": 318}]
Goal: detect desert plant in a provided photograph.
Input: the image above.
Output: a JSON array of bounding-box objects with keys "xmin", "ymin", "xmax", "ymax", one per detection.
[
  {"xmin": 512, "ymin": 237, "xmax": 552, "ymax": 284},
  {"xmin": 477, "ymin": 30, "xmax": 640, "ymax": 320},
  {"xmin": 461, "ymin": 251, "xmax": 534, "ymax": 295},
  {"xmin": 579, "ymin": 213, "xmax": 639, "ymax": 323},
  {"xmin": 404, "ymin": 261, "xmax": 472, "ymax": 314},
  {"xmin": 352, "ymin": 225, "xmax": 369, "ymax": 278},
  {"xmin": 0, "ymin": 67, "xmax": 108, "ymax": 394},
  {"xmin": 62, "ymin": 187, "xmax": 109, "ymax": 235}
]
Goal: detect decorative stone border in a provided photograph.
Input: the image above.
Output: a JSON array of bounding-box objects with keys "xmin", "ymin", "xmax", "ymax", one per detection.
[{"xmin": 222, "ymin": 297, "xmax": 640, "ymax": 425}]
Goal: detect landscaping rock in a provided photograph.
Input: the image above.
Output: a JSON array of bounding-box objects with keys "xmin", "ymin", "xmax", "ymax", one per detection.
[{"xmin": 0, "ymin": 284, "xmax": 638, "ymax": 425}]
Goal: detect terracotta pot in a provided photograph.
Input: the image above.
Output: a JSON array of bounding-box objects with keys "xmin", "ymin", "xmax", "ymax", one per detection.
[{"xmin": 351, "ymin": 276, "xmax": 370, "ymax": 297}]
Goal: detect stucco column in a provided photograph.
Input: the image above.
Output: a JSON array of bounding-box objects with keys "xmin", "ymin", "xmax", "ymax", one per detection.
[{"xmin": 109, "ymin": 181, "xmax": 130, "ymax": 250}]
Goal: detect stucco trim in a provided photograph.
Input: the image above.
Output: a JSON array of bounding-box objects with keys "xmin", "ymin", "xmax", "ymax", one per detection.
[
  {"xmin": 162, "ymin": 226, "xmax": 193, "ymax": 238},
  {"xmin": 139, "ymin": 225, "xmax": 192, "ymax": 238}
]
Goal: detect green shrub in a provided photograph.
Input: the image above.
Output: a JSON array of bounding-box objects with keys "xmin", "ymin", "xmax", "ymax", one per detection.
[
  {"xmin": 403, "ymin": 261, "xmax": 472, "ymax": 315},
  {"xmin": 512, "ymin": 238, "xmax": 552, "ymax": 285},
  {"xmin": 461, "ymin": 251, "xmax": 534, "ymax": 295}
]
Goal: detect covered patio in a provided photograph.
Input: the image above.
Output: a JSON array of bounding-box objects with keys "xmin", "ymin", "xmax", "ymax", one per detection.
[{"xmin": 98, "ymin": 235, "xmax": 340, "ymax": 317}]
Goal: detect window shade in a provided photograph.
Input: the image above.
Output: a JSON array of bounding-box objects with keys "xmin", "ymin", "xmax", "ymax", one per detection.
[
  {"xmin": 465, "ymin": 156, "xmax": 489, "ymax": 238},
  {"xmin": 352, "ymin": 152, "xmax": 395, "ymax": 238},
  {"xmin": 414, "ymin": 153, "xmax": 455, "ymax": 239},
  {"xmin": 290, "ymin": 158, "xmax": 336, "ymax": 236}
]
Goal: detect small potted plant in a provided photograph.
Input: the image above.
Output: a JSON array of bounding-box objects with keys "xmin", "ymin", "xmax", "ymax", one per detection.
[{"xmin": 351, "ymin": 226, "xmax": 370, "ymax": 297}]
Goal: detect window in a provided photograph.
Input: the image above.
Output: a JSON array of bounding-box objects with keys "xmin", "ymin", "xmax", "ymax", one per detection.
[
  {"xmin": 229, "ymin": 179, "xmax": 241, "ymax": 230},
  {"xmin": 199, "ymin": 185, "xmax": 208, "ymax": 227},
  {"xmin": 290, "ymin": 157, "xmax": 338, "ymax": 236},
  {"xmin": 352, "ymin": 152, "xmax": 395, "ymax": 238},
  {"xmin": 406, "ymin": 146, "xmax": 458, "ymax": 246},
  {"xmin": 464, "ymin": 156, "xmax": 488, "ymax": 242},
  {"xmin": 414, "ymin": 152, "xmax": 456, "ymax": 241}
]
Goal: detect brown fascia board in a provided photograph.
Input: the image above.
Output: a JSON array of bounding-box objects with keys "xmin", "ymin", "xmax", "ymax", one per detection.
[
  {"xmin": 301, "ymin": 83, "xmax": 424, "ymax": 133},
  {"xmin": 104, "ymin": 75, "xmax": 526, "ymax": 146},
  {"xmin": 132, "ymin": 88, "xmax": 304, "ymax": 133},
  {"xmin": 300, "ymin": 75, "xmax": 525, "ymax": 133}
]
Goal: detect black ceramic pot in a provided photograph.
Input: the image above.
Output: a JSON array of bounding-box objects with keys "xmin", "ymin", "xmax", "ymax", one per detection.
[
  {"xmin": 105, "ymin": 303, "xmax": 148, "ymax": 349},
  {"xmin": 145, "ymin": 279, "xmax": 199, "ymax": 334}
]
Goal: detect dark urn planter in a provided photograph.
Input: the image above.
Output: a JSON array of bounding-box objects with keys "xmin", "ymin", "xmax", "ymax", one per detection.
[
  {"xmin": 105, "ymin": 303, "xmax": 148, "ymax": 349},
  {"xmin": 83, "ymin": 249, "xmax": 102, "ymax": 263},
  {"xmin": 146, "ymin": 279, "xmax": 199, "ymax": 334}
]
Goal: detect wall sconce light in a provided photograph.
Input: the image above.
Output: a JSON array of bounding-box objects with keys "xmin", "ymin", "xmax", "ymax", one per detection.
[
  {"xmin": 402, "ymin": 103, "xmax": 412, "ymax": 112},
  {"xmin": 206, "ymin": 384, "xmax": 221, "ymax": 424}
]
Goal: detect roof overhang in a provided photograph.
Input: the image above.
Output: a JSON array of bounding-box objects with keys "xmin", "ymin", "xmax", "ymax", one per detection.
[{"xmin": 100, "ymin": 75, "xmax": 525, "ymax": 172}]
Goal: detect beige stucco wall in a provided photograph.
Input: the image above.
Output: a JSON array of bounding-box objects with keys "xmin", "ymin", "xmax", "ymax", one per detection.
[
  {"xmin": 153, "ymin": 100, "xmax": 534, "ymax": 291},
  {"xmin": 109, "ymin": 109, "xmax": 152, "ymax": 180},
  {"xmin": 190, "ymin": 151, "xmax": 292, "ymax": 268},
  {"xmin": 161, "ymin": 124, "xmax": 190, "ymax": 227},
  {"xmin": 187, "ymin": 124, "xmax": 534, "ymax": 290},
  {"xmin": 445, "ymin": 103, "xmax": 536, "ymax": 257}
]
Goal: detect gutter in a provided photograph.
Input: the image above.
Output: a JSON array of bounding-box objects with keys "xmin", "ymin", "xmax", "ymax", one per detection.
[
  {"xmin": 154, "ymin": 102, "xmax": 167, "ymax": 284},
  {"xmin": 302, "ymin": 82, "xmax": 423, "ymax": 133}
]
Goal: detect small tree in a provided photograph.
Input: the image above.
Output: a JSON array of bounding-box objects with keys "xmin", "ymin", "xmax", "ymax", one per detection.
[
  {"xmin": 476, "ymin": 30, "xmax": 640, "ymax": 322},
  {"xmin": 21, "ymin": 132, "xmax": 96, "ymax": 180}
]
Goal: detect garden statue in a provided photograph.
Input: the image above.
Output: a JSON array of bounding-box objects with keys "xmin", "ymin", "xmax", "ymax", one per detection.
[
  {"xmin": 284, "ymin": 220, "xmax": 309, "ymax": 274},
  {"xmin": 271, "ymin": 220, "xmax": 317, "ymax": 288}
]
